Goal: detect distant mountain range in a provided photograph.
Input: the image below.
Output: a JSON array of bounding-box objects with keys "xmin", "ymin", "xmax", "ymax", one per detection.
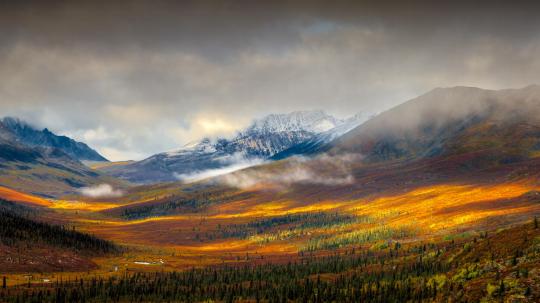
[
  {"xmin": 99, "ymin": 110, "xmax": 368, "ymax": 183},
  {"xmin": 1, "ymin": 117, "xmax": 108, "ymax": 162}
]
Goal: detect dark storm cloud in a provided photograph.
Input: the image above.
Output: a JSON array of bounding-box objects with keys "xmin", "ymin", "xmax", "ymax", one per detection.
[{"xmin": 1, "ymin": 0, "xmax": 540, "ymax": 160}]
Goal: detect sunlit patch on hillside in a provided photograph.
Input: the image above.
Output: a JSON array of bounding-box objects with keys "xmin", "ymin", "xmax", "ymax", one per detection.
[
  {"xmin": 51, "ymin": 200, "xmax": 119, "ymax": 211},
  {"xmin": 213, "ymin": 200, "xmax": 348, "ymax": 219},
  {"xmin": 349, "ymin": 183, "xmax": 540, "ymax": 231},
  {"xmin": 176, "ymin": 239, "xmax": 252, "ymax": 252},
  {"xmin": 0, "ymin": 186, "xmax": 52, "ymax": 206},
  {"xmin": 75, "ymin": 215, "xmax": 191, "ymax": 226}
]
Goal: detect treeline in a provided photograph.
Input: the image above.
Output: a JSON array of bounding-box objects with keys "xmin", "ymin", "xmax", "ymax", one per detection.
[
  {"xmin": 115, "ymin": 189, "xmax": 252, "ymax": 220},
  {"xmin": 0, "ymin": 206, "xmax": 119, "ymax": 255},
  {"xmin": 302, "ymin": 225, "xmax": 416, "ymax": 252},
  {"xmin": 0, "ymin": 199, "xmax": 35, "ymax": 217},
  {"xmin": 214, "ymin": 212, "xmax": 364, "ymax": 240}
]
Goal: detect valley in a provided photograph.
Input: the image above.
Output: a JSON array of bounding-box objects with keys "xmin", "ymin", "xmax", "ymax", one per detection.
[{"xmin": 2, "ymin": 86, "xmax": 540, "ymax": 302}]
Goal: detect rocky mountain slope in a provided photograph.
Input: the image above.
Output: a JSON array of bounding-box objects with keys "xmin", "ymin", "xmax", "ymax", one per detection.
[
  {"xmin": 1, "ymin": 117, "xmax": 108, "ymax": 162},
  {"xmin": 0, "ymin": 118, "xmax": 121, "ymax": 197},
  {"xmin": 271, "ymin": 113, "xmax": 370, "ymax": 160}
]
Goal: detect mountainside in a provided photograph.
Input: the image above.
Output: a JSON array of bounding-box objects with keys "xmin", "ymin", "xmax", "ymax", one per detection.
[
  {"xmin": 271, "ymin": 113, "xmax": 369, "ymax": 160},
  {"xmin": 1, "ymin": 117, "xmax": 108, "ymax": 162},
  {"xmin": 0, "ymin": 118, "xmax": 122, "ymax": 197},
  {"xmin": 100, "ymin": 110, "xmax": 358, "ymax": 184},
  {"xmin": 0, "ymin": 122, "xmax": 42, "ymax": 163},
  {"xmin": 301, "ymin": 85, "xmax": 540, "ymax": 166}
]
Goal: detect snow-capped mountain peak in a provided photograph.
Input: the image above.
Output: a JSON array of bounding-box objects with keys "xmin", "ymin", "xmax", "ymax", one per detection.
[
  {"xmin": 165, "ymin": 138, "xmax": 216, "ymax": 157},
  {"xmin": 269, "ymin": 112, "xmax": 373, "ymax": 160},
  {"xmin": 244, "ymin": 110, "xmax": 342, "ymax": 135}
]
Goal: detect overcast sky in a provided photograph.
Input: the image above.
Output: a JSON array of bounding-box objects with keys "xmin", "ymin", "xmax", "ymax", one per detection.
[{"xmin": 1, "ymin": 0, "xmax": 540, "ymax": 161}]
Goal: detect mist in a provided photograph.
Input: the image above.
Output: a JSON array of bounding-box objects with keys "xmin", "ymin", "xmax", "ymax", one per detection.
[
  {"xmin": 174, "ymin": 157, "xmax": 267, "ymax": 183},
  {"xmin": 220, "ymin": 153, "xmax": 362, "ymax": 189}
]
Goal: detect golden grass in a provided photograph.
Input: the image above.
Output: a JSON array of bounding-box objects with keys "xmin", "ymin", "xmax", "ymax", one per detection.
[
  {"xmin": 348, "ymin": 183, "xmax": 540, "ymax": 231},
  {"xmin": 175, "ymin": 239, "xmax": 253, "ymax": 252},
  {"xmin": 51, "ymin": 200, "xmax": 120, "ymax": 211},
  {"xmin": 0, "ymin": 186, "xmax": 52, "ymax": 206},
  {"xmin": 75, "ymin": 214, "xmax": 192, "ymax": 226},
  {"xmin": 212, "ymin": 199, "xmax": 347, "ymax": 219}
]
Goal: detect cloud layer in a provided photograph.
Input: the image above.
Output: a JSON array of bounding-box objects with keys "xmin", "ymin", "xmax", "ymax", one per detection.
[{"xmin": 1, "ymin": 1, "xmax": 540, "ymax": 160}]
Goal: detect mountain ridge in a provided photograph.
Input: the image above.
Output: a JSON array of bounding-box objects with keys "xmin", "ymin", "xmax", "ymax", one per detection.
[
  {"xmin": 1, "ymin": 117, "xmax": 108, "ymax": 162},
  {"xmin": 0, "ymin": 118, "xmax": 124, "ymax": 197}
]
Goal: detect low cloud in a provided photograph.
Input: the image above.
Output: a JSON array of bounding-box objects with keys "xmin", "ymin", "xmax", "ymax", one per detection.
[
  {"xmin": 174, "ymin": 157, "xmax": 266, "ymax": 183},
  {"xmin": 79, "ymin": 184, "xmax": 124, "ymax": 198},
  {"xmin": 220, "ymin": 153, "xmax": 361, "ymax": 189}
]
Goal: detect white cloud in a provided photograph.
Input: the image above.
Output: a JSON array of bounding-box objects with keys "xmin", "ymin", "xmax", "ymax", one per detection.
[
  {"xmin": 220, "ymin": 153, "xmax": 361, "ymax": 189},
  {"xmin": 175, "ymin": 157, "xmax": 266, "ymax": 183},
  {"xmin": 79, "ymin": 184, "xmax": 124, "ymax": 198}
]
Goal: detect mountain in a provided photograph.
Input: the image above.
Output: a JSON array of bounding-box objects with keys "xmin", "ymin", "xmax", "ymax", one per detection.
[
  {"xmin": 0, "ymin": 121, "xmax": 42, "ymax": 163},
  {"xmin": 222, "ymin": 110, "xmax": 342, "ymax": 157},
  {"xmin": 100, "ymin": 110, "xmax": 356, "ymax": 183},
  {"xmin": 1, "ymin": 117, "xmax": 108, "ymax": 162},
  {"xmin": 297, "ymin": 85, "xmax": 540, "ymax": 167},
  {"xmin": 271, "ymin": 113, "xmax": 370, "ymax": 160},
  {"xmin": 0, "ymin": 118, "xmax": 121, "ymax": 197}
]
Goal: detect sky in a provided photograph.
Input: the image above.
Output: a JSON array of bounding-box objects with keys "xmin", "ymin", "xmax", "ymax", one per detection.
[{"xmin": 1, "ymin": 0, "xmax": 540, "ymax": 161}]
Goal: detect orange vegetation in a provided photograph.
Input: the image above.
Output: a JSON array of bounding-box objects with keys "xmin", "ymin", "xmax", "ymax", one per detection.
[
  {"xmin": 50, "ymin": 200, "xmax": 120, "ymax": 211},
  {"xmin": 349, "ymin": 182, "xmax": 540, "ymax": 232},
  {"xmin": 0, "ymin": 186, "xmax": 52, "ymax": 206},
  {"xmin": 212, "ymin": 199, "xmax": 347, "ymax": 219},
  {"xmin": 73, "ymin": 182, "xmax": 540, "ymax": 254}
]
